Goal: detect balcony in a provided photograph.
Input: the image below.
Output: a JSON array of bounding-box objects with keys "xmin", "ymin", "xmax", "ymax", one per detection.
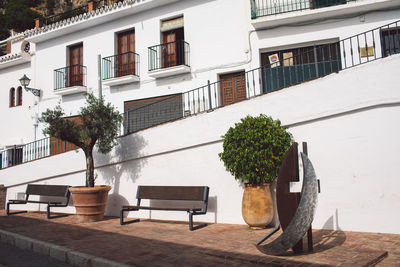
[
  {"xmin": 250, "ymin": 0, "xmax": 400, "ymax": 29},
  {"xmin": 54, "ymin": 65, "xmax": 87, "ymax": 96},
  {"xmin": 148, "ymin": 40, "xmax": 190, "ymax": 78},
  {"xmin": 102, "ymin": 52, "xmax": 140, "ymax": 87},
  {"xmin": 251, "ymin": 0, "xmax": 353, "ymax": 18}
]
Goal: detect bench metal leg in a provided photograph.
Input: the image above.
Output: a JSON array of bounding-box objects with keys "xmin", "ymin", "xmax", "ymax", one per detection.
[
  {"xmin": 120, "ymin": 208, "xmax": 140, "ymax": 225},
  {"xmin": 46, "ymin": 205, "xmax": 69, "ymax": 219},
  {"xmin": 6, "ymin": 203, "xmax": 27, "ymax": 216},
  {"xmin": 188, "ymin": 212, "xmax": 207, "ymax": 231}
]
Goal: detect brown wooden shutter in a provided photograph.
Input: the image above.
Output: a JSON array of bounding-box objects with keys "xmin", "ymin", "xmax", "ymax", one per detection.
[
  {"xmin": 69, "ymin": 43, "xmax": 83, "ymax": 86},
  {"xmin": 117, "ymin": 29, "xmax": 135, "ymax": 77},
  {"xmin": 220, "ymin": 72, "xmax": 246, "ymax": 106}
]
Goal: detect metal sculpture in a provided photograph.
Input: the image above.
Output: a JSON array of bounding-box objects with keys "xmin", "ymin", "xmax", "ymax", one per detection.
[{"xmin": 256, "ymin": 142, "xmax": 320, "ymax": 255}]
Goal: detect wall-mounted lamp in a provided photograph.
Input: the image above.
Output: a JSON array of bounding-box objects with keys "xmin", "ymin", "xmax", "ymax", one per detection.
[{"xmin": 19, "ymin": 74, "xmax": 40, "ymax": 97}]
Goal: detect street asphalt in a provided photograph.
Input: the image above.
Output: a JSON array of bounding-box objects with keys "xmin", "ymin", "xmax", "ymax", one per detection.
[{"xmin": 0, "ymin": 242, "xmax": 72, "ymax": 267}]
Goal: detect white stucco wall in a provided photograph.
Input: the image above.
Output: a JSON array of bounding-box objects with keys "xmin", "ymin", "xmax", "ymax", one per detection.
[
  {"xmin": 1, "ymin": 54, "xmax": 399, "ymax": 234},
  {"xmin": 0, "ymin": 58, "xmax": 37, "ymax": 147},
  {"xmin": 31, "ymin": 0, "xmax": 249, "ymax": 130},
  {"xmin": 1, "ymin": 0, "xmax": 399, "ymax": 147}
]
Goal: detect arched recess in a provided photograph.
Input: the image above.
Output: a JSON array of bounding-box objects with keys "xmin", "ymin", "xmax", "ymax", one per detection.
[
  {"xmin": 17, "ymin": 86, "xmax": 23, "ymax": 106},
  {"xmin": 9, "ymin": 87, "xmax": 15, "ymax": 107}
]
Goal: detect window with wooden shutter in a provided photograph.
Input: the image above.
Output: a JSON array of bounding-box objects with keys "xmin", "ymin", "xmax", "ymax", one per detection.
[
  {"xmin": 68, "ymin": 43, "xmax": 83, "ymax": 87},
  {"xmin": 161, "ymin": 16, "xmax": 184, "ymax": 68},
  {"xmin": 117, "ymin": 29, "xmax": 135, "ymax": 77},
  {"xmin": 219, "ymin": 72, "xmax": 247, "ymax": 107}
]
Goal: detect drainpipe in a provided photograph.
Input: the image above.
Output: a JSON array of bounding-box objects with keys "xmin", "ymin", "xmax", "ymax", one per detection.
[{"xmin": 98, "ymin": 54, "xmax": 102, "ymax": 98}]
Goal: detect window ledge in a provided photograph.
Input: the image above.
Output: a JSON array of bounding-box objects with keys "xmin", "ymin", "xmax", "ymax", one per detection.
[
  {"xmin": 54, "ymin": 86, "xmax": 87, "ymax": 96},
  {"xmin": 103, "ymin": 75, "xmax": 140, "ymax": 87},
  {"xmin": 148, "ymin": 65, "xmax": 191, "ymax": 78}
]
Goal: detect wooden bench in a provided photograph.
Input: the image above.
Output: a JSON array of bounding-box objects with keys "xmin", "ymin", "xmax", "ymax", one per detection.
[
  {"xmin": 120, "ymin": 185, "xmax": 209, "ymax": 231},
  {"xmin": 7, "ymin": 184, "xmax": 71, "ymax": 219}
]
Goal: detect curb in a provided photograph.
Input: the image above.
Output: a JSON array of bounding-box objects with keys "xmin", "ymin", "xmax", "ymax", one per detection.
[{"xmin": 0, "ymin": 229, "xmax": 131, "ymax": 267}]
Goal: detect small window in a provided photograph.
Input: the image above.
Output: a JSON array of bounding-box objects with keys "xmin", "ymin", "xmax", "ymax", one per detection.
[
  {"xmin": 17, "ymin": 86, "xmax": 23, "ymax": 106},
  {"xmin": 9, "ymin": 87, "xmax": 15, "ymax": 107},
  {"xmin": 380, "ymin": 28, "xmax": 400, "ymax": 57}
]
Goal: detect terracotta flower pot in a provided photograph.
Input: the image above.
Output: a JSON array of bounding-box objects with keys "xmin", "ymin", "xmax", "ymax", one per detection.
[
  {"xmin": 69, "ymin": 185, "xmax": 111, "ymax": 223},
  {"xmin": 242, "ymin": 183, "xmax": 273, "ymax": 228}
]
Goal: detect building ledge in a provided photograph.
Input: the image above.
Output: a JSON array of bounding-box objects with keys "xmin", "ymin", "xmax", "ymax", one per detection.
[
  {"xmin": 148, "ymin": 65, "xmax": 191, "ymax": 79},
  {"xmin": 251, "ymin": 0, "xmax": 400, "ymax": 30},
  {"xmin": 0, "ymin": 53, "xmax": 31, "ymax": 69},
  {"xmin": 103, "ymin": 75, "xmax": 140, "ymax": 87},
  {"xmin": 25, "ymin": 0, "xmax": 182, "ymax": 43},
  {"xmin": 54, "ymin": 86, "xmax": 87, "ymax": 96}
]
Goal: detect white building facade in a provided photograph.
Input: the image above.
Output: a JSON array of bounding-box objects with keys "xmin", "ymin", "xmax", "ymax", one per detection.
[{"xmin": 1, "ymin": 0, "xmax": 400, "ymax": 234}]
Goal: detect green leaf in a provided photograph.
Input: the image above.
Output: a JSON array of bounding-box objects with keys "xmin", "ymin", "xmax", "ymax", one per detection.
[{"xmin": 219, "ymin": 114, "xmax": 293, "ymax": 185}]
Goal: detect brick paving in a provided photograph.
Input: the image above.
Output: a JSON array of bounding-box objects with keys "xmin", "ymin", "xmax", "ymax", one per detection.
[{"xmin": 0, "ymin": 211, "xmax": 399, "ymax": 266}]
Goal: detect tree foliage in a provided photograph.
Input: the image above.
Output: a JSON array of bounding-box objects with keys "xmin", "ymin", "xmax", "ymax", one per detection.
[
  {"xmin": 219, "ymin": 114, "xmax": 293, "ymax": 185},
  {"xmin": 0, "ymin": 14, "xmax": 9, "ymax": 41},
  {"xmin": 3, "ymin": 0, "xmax": 43, "ymax": 34},
  {"xmin": 40, "ymin": 93, "xmax": 124, "ymax": 187}
]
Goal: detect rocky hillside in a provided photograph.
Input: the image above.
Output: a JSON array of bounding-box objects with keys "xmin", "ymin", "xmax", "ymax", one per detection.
[{"xmin": 33, "ymin": 0, "xmax": 88, "ymax": 16}]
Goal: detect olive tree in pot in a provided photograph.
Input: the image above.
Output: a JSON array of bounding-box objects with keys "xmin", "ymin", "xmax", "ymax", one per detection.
[
  {"xmin": 219, "ymin": 114, "xmax": 293, "ymax": 228},
  {"xmin": 40, "ymin": 93, "xmax": 123, "ymax": 222}
]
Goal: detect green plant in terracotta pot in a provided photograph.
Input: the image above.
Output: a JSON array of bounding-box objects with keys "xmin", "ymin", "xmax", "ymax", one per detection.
[
  {"xmin": 219, "ymin": 114, "xmax": 293, "ymax": 228},
  {"xmin": 39, "ymin": 93, "xmax": 123, "ymax": 222}
]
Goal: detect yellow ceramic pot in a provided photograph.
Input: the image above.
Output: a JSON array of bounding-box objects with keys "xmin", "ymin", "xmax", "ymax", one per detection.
[{"xmin": 242, "ymin": 183, "xmax": 273, "ymax": 228}]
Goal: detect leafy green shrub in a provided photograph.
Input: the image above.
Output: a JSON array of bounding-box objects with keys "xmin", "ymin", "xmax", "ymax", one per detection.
[{"xmin": 219, "ymin": 114, "xmax": 293, "ymax": 185}]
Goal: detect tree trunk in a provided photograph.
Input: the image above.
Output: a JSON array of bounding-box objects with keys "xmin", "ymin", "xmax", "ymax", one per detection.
[{"xmin": 85, "ymin": 149, "xmax": 95, "ymax": 187}]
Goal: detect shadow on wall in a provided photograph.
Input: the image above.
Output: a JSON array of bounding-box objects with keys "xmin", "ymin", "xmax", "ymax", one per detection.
[
  {"xmin": 207, "ymin": 196, "xmax": 218, "ymax": 223},
  {"xmin": 95, "ymin": 134, "xmax": 148, "ymax": 216},
  {"xmin": 311, "ymin": 209, "xmax": 346, "ymax": 254}
]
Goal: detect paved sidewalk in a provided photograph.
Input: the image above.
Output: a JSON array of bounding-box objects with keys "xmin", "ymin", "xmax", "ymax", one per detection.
[{"xmin": 0, "ymin": 211, "xmax": 399, "ymax": 266}]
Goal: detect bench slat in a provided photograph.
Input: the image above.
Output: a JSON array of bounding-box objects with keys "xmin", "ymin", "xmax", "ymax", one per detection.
[
  {"xmin": 26, "ymin": 200, "xmax": 62, "ymax": 204},
  {"xmin": 27, "ymin": 184, "xmax": 70, "ymax": 197},
  {"xmin": 9, "ymin": 200, "xmax": 27, "ymax": 204},
  {"xmin": 137, "ymin": 186, "xmax": 207, "ymax": 201},
  {"xmin": 122, "ymin": 205, "xmax": 202, "ymax": 211}
]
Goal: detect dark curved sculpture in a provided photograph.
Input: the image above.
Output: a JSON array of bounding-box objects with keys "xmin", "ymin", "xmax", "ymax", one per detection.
[
  {"xmin": 276, "ymin": 142, "xmax": 302, "ymax": 252},
  {"xmin": 257, "ymin": 151, "xmax": 319, "ymax": 255}
]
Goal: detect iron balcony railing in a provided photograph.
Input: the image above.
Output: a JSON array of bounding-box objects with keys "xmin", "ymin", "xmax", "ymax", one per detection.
[
  {"xmin": 102, "ymin": 52, "xmax": 140, "ymax": 80},
  {"xmin": 251, "ymin": 0, "xmax": 357, "ymax": 19},
  {"xmin": 124, "ymin": 19, "xmax": 400, "ymax": 134},
  {"xmin": 0, "ymin": 137, "xmax": 78, "ymax": 169},
  {"xmin": 148, "ymin": 40, "xmax": 190, "ymax": 71},
  {"xmin": 0, "ymin": 41, "xmax": 7, "ymax": 56},
  {"xmin": 54, "ymin": 65, "xmax": 87, "ymax": 90},
  {"xmin": 2, "ymin": 20, "xmax": 400, "ymax": 168}
]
